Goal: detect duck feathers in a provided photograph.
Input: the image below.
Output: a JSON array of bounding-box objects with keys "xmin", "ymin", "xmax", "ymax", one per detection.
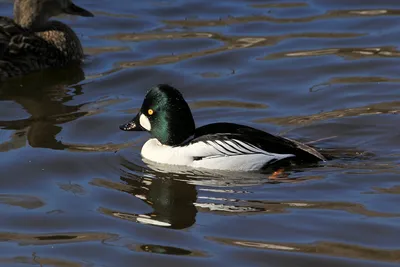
[
  {"xmin": 0, "ymin": 17, "xmax": 67, "ymax": 80},
  {"xmin": 184, "ymin": 123, "xmax": 326, "ymax": 162}
]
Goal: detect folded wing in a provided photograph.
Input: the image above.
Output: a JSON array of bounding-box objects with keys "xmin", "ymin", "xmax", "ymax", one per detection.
[
  {"xmin": 0, "ymin": 16, "xmax": 66, "ymax": 80},
  {"xmin": 187, "ymin": 123, "xmax": 326, "ymax": 163}
]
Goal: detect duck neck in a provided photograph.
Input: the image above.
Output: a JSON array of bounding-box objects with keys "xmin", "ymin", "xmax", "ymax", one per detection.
[
  {"xmin": 152, "ymin": 117, "xmax": 195, "ymax": 146},
  {"xmin": 14, "ymin": 1, "xmax": 49, "ymax": 29},
  {"xmin": 14, "ymin": 14, "xmax": 49, "ymax": 29}
]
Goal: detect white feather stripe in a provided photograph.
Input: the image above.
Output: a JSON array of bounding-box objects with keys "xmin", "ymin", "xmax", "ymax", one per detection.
[
  {"xmin": 140, "ymin": 138, "xmax": 296, "ymax": 171},
  {"xmin": 213, "ymin": 139, "xmax": 267, "ymax": 155},
  {"xmin": 229, "ymin": 139, "xmax": 264, "ymax": 154},
  {"xmin": 210, "ymin": 140, "xmax": 242, "ymax": 155},
  {"xmin": 226, "ymin": 140, "xmax": 255, "ymax": 154},
  {"xmin": 213, "ymin": 140, "xmax": 240, "ymax": 155},
  {"xmin": 216, "ymin": 139, "xmax": 254, "ymax": 155},
  {"xmin": 237, "ymin": 140, "xmax": 267, "ymax": 154},
  {"xmin": 206, "ymin": 139, "xmax": 254, "ymax": 157}
]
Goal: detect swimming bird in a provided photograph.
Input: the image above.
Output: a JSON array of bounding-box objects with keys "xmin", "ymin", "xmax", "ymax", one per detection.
[
  {"xmin": 0, "ymin": 0, "xmax": 93, "ymax": 80},
  {"xmin": 120, "ymin": 84, "xmax": 326, "ymax": 172}
]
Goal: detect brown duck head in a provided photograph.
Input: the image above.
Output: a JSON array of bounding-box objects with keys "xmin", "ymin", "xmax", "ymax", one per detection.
[{"xmin": 14, "ymin": 0, "xmax": 94, "ymax": 28}]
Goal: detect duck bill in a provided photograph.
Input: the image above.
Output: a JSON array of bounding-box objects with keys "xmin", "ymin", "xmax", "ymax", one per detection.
[
  {"xmin": 119, "ymin": 114, "xmax": 144, "ymax": 131},
  {"xmin": 64, "ymin": 3, "xmax": 94, "ymax": 17}
]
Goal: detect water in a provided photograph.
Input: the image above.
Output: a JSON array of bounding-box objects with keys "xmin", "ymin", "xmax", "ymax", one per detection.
[{"xmin": 0, "ymin": 0, "xmax": 399, "ymax": 266}]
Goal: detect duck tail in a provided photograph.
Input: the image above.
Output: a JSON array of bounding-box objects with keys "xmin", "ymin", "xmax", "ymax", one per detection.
[{"xmin": 284, "ymin": 136, "xmax": 327, "ymax": 162}]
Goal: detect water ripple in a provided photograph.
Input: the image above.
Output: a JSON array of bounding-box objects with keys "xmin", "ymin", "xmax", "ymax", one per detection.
[
  {"xmin": 0, "ymin": 194, "xmax": 45, "ymax": 209},
  {"xmin": 0, "ymin": 232, "xmax": 117, "ymax": 246},
  {"xmin": 208, "ymin": 237, "xmax": 400, "ymax": 263}
]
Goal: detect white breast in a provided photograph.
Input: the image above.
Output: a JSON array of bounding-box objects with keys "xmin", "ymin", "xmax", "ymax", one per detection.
[
  {"xmin": 140, "ymin": 138, "xmax": 295, "ymax": 172},
  {"xmin": 141, "ymin": 138, "xmax": 193, "ymax": 165}
]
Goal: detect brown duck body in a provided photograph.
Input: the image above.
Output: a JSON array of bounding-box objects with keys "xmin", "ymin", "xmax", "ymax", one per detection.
[{"xmin": 0, "ymin": 0, "xmax": 93, "ymax": 81}]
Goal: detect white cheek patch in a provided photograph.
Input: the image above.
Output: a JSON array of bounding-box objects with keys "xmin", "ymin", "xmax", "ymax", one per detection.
[{"xmin": 139, "ymin": 114, "xmax": 151, "ymax": 131}]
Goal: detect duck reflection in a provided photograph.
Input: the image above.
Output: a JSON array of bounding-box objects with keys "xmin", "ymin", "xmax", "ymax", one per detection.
[
  {"xmin": 94, "ymin": 156, "xmax": 328, "ymax": 230},
  {"xmin": 95, "ymin": 171, "xmax": 198, "ymax": 229},
  {"xmin": 138, "ymin": 244, "xmax": 193, "ymax": 256},
  {"xmin": 122, "ymin": 174, "xmax": 198, "ymax": 229},
  {"xmin": 0, "ymin": 65, "xmax": 87, "ymax": 151},
  {"xmin": 96, "ymin": 168, "xmax": 278, "ymax": 229}
]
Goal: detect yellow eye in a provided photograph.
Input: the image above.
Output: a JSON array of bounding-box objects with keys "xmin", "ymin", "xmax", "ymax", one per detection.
[{"xmin": 148, "ymin": 109, "xmax": 154, "ymax": 115}]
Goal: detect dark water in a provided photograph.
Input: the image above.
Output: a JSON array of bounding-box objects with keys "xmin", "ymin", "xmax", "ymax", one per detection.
[{"xmin": 1, "ymin": 0, "xmax": 400, "ymax": 266}]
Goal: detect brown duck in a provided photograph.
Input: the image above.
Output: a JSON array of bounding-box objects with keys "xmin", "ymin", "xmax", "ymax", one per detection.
[{"xmin": 0, "ymin": 0, "xmax": 93, "ymax": 80}]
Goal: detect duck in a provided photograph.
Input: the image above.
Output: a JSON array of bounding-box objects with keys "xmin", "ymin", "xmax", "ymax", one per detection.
[
  {"xmin": 119, "ymin": 84, "xmax": 327, "ymax": 172},
  {"xmin": 0, "ymin": 0, "xmax": 93, "ymax": 80}
]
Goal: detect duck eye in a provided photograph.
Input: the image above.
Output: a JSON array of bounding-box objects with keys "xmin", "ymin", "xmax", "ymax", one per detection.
[{"xmin": 148, "ymin": 109, "xmax": 154, "ymax": 115}]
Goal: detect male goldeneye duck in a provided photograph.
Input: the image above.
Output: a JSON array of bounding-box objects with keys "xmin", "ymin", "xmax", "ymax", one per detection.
[{"xmin": 119, "ymin": 84, "xmax": 326, "ymax": 172}]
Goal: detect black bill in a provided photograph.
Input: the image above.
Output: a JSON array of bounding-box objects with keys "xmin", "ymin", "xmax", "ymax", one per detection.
[
  {"xmin": 64, "ymin": 3, "xmax": 94, "ymax": 17},
  {"xmin": 119, "ymin": 114, "xmax": 144, "ymax": 131}
]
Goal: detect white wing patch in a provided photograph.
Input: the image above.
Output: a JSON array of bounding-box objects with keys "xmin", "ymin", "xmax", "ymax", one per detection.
[
  {"xmin": 140, "ymin": 138, "xmax": 295, "ymax": 172},
  {"xmin": 204, "ymin": 139, "xmax": 269, "ymax": 157}
]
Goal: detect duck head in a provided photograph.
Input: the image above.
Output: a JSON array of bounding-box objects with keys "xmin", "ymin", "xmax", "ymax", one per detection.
[
  {"xmin": 120, "ymin": 84, "xmax": 196, "ymax": 146},
  {"xmin": 14, "ymin": 0, "xmax": 94, "ymax": 28}
]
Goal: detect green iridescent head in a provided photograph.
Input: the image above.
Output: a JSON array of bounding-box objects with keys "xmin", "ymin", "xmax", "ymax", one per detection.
[{"xmin": 120, "ymin": 84, "xmax": 196, "ymax": 146}]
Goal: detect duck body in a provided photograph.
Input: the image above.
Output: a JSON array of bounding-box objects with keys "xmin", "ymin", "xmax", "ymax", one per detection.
[
  {"xmin": 141, "ymin": 123, "xmax": 322, "ymax": 172},
  {"xmin": 120, "ymin": 84, "xmax": 326, "ymax": 172},
  {"xmin": 0, "ymin": 0, "xmax": 93, "ymax": 80}
]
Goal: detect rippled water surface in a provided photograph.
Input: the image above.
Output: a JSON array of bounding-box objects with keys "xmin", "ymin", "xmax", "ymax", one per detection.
[{"xmin": 1, "ymin": 0, "xmax": 400, "ymax": 266}]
